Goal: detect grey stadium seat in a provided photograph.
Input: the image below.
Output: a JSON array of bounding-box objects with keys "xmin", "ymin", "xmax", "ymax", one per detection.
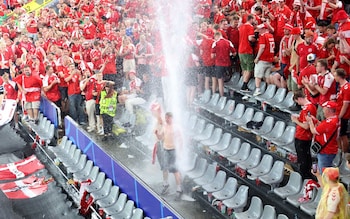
[
  {"xmin": 189, "ymin": 119, "xmax": 206, "ymax": 137},
  {"xmin": 96, "ymin": 186, "xmax": 120, "ymax": 208},
  {"xmin": 271, "ymin": 126, "xmax": 296, "ymax": 146},
  {"xmin": 193, "ymin": 164, "xmax": 217, "ymax": 186},
  {"xmin": 209, "ymin": 133, "xmax": 232, "ymax": 152},
  {"xmin": 193, "ymin": 89, "xmax": 211, "ymax": 106},
  {"xmin": 192, "ymin": 123, "xmax": 214, "ymax": 142},
  {"xmin": 300, "ymin": 188, "xmax": 322, "ymax": 216},
  {"xmin": 111, "ymin": 200, "xmax": 135, "ymax": 219},
  {"xmin": 202, "ymin": 170, "xmax": 226, "ymax": 193},
  {"xmin": 218, "ymin": 137, "xmax": 241, "ymax": 158},
  {"xmin": 255, "ymin": 84, "xmax": 277, "ymax": 102},
  {"xmin": 251, "ymin": 116, "xmax": 274, "ymax": 136},
  {"xmin": 86, "ymin": 172, "xmax": 106, "ymax": 193},
  {"xmin": 248, "ymin": 154, "xmax": 273, "ymax": 180},
  {"xmin": 207, "ymin": 96, "xmax": 227, "ymax": 113},
  {"xmin": 274, "ymin": 171, "xmax": 302, "ymax": 199},
  {"xmin": 186, "ymin": 158, "xmax": 208, "ymax": 179},
  {"xmin": 104, "ymin": 193, "xmax": 128, "ymax": 216},
  {"xmin": 258, "ymin": 161, "xmax": 285, "ymax": 191},
  {"xmin": 131, "ymin": 208, "xmax": 143, "ymax": 219},
  {"xmin": 224, "ymin": 103, "xmax": 245, "ymax": 122},
  {"xmin": 222, "ymin": 185, "xmax": 249, "ymax": 213},
  {"xmin": 200, "ymin": 128, "xmax": 223, "ymax": 147},
  {"xmin": 212, "ymin": 177, "xmax": 238, "ymax": 200},
  {"xmin": 261, "ymin": 121, "xmax": 286, "ymax": 141},
  {"xmin": 201, "ymin": 93, "xmax": 220, "ymax": 110},
  {"xmin": 265, "ymin": 87, "xmax": 287, "ymax": 106},
  {"xmin": 236, "ymin": 148, "xmax": 261, "ymax": 170},
  {"xmin": 91, "ymin": 178, "xmax": 113, "ymax": 200},
  {"xmin": 235, "ymin": 196, "xmax": 263, "ymax": 219},
  {"xmin": 233, "ymin": 108, "xmax": 255, "ymax": 127},
  {"xmin": 286, "ymin": 179, "xmax": 311, "ymax": 207},
  {"xmin": 260, "ymin": 205, "xmax": 276, "ymax": 219},
  {"xmin": 227, "ymin": 142, "xmax": 251, "ymax": 164},
  {"xmin": 215, "ymin": 99, "xmax": 235, "ymax": 118}
]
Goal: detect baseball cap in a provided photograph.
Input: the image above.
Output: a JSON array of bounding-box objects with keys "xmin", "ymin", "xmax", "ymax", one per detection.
[
  {"xmin": 307, "ymin": 53, "xmax": 316, "ymax": 62},
  {"xmin": 334, "ymin": 10, "xmax": 349, "ymax": 21},
  {"xmin": 321, "ymin": 101, "xmax": 337, "ymax": 109},
  {"xmin": 305, "ymin": 21, "xmax": 316, "ymax": 31},
  {"xmin": 257, "ymin": 23, "xmax": 268, "ymax": 29},
  {"xmin": 323, "ymin": 167, "xmax": 339, "ymax": 181},
  {"xmin": 291, "ymin": 27, "xmax": 301, "ymax": 35},
  {"xmin": 293, "ymin": 0, "xmax": 301, "ymax": 6},
  {"xmin": 283, "ymin": 24, "xmax": 293, "ymax": 31}
]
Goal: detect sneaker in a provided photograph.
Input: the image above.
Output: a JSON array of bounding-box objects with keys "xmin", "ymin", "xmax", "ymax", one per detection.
[
  {"xmin": 253, "ymin": 89, "xmax": 262, "ymax": 96},
  {"xmin": 161, "ymin": 184, "xmax": 169, "ymax": 195},
  {"xmin": 175, "ymin": 190, "xmax": 183, "ymax": 201},
  {"xmin": 79, "ymin": 122, "xmax": 87, "ymax": 126},
  {"xmin": 242, "ymin": 95, "xmax": 249, "ymax": 100},
  {"xmin": 87, "ymin": 127, "xmax": 95, "ymax": 132},
  {"xmin": 98, "ymin": 130, "xmax": 105, "ymax": 136},
  {"xmin": 240, "ymin": 88, "xmax": 250, "ymax": 93}
]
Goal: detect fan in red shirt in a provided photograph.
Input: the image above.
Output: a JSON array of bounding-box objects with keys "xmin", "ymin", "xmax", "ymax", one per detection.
[
  {"xmin": 253, "ymin": 23, "xmax": 275, "ymax": 96},
  {"xmin": 306, "ymin": 101, "xmax": 339, "ymax": 172},
  {"xmin": 291, "ymin": 90, "xmax": 317, "ymax": 179},
  {"xmin": 211, "ymin": 31, "xmax": 236, "ymax": 97},
  {"xmin": 80, "ymin": 70, "xmax": 97, "ymax": 132},
  {"xmin": 275, "ymin": 0, "xmax": 292, "ymax": 49},
  {"xmin": 15, "ymin": 65, "xmax": 42, "ymax": 123},
  {"xmin": 0, "ymin": 42, "xmax": 12, "ymax": 76},
  {"xmin": 296, "ymin": 30, "xmax": 319, "ymax": 71},
  {"xmin": 82, "ymin": 17, "xmax": 96, "ymax": 40},
  {"xmin": 213, "ymin": 5, "xmax": 226, "ymax": 24},
  {"xmin": 334, "ymin": 68, "xmax": 350, "ymax": 153},
  {"xmin": 199, "ymin": 27, "xmax": 215, "ymax": 93},
  {"xmin": 42, "ymin": 65, "xmax": 61, "ymax": 107},
  {"xmin": 101, "ymin": 44, "xmax": 117, "ymax": 87},
  {"xmin": 194, "ymin": 0, "xmax": 212, "ymax": 19},
  {"xmin": 299, "ymin": 54, "xmax": 319, "ymax": 105},
  {"xmin": 226, "ymin": 15, "xmax": 240, "ymax": 52}
]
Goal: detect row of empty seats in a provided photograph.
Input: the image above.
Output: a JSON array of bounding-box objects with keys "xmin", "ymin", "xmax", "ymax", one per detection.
[
  {"xmin": 224, "ymin": 72, "xmax": 299, "ymax": 114},
  {"xmin": 25, "ymin": 113, "xmax": 55, "ymax": 146},
  {"xmin": 49, "ymin": 136, "xmax": 146, "ymax": 219}
]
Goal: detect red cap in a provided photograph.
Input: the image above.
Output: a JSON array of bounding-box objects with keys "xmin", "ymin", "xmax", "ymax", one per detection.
[
  {"xmin": 291, "ymin": 27, "xmax": 301, "ymax": 35},
  {"xmin": 283, "ymin": 24, "xmax": 293, "ymax": 31},
  {"xmin": 335, "ymin": 10, "xmax": 349, "ymax": 21},
  {"xmin": 305, "ymin": 21, "xmax": 316, "ymax": 31},
  {"xmin": 321, "ymin": 101, "xmax": 337, "ymax": 109}
]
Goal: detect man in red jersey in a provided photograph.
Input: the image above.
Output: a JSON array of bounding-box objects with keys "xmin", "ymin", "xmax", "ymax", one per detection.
[
  {"xmin": 299, "ymin": 54, "xmax": 319, "ymax": 105},
  {"xmin": 42, "ymin": 65, "xmax": 61, "ymax": 107},
  {"xmin": 211, "ymin": 31, "xmax": 236, "ymax": 96},
  {"xmin": 226, "ymin": 15, "xmax": 240, "ymax": 72},
  {"xmin": 278, "ymin": 24, "xmax": 293, "ymax": 84},
  {"xmin": 2, "ymin": 73, "xmax": 19, "ymax": 129},
  {"xmin": 334, "ymin": 68, "xmax": 350, "ymax": 153},
  {"xmin": 238, "ymin": 14, "xmax": 256, "ymax": 92},
  {"xmin": 101, "ymin": 44, "xmax": 118, "ymax": 88},
  {"xmin": 199, "ymin": 30, "xmax": 215, "ymax": 93},
  {"xmin": 253, "ymin": 23, "xmax": 275, "ymax": 96},
  {"xmin": 291, "ymin": 90, "xmax": 317, "ymax": 179},
  {"xmin": 274, "ymin": 0, "xmax": 292, "ymax": 51},
  {"xmin": 306, "ymin": 101, "xmax": 339, "ymax": 173},
  {"xmin": 135, "ymin": 34, "xmax": 154, "ymax": 77},
  {"xmin": 296, "ymin": 30, "xmax": 319, "ymax": 71},
  {"xmin": 82, "ymin": 17, "xmax": 96, "ymax": 41},
  {"xmin": 15, "ymin": 65, "xmax": 42, "ymax": 123},
  {"xmin": 80, "ymin": 69, "xmax": 97, "ymax": 132}
]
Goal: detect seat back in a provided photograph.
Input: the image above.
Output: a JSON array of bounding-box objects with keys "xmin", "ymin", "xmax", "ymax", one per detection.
[
  {"xmin": 257, "ymin": 154, "xmax": 274, "ymax": 172},
  {"xmin": 247, "ymin": 78, "xmax": 256, "ymax": 91},
  {"xmin": 192, "ymin": 119, "xmax": 206, "ymax": 135},
  {"xmin": 222, "ymin": 177, "xmax": 238, "ymax": 194},
  {"xmin": 268, "ymin": 121, "xmax": 286, "ymax": 139},
  {"xmin": 81, "ymin": 160, "xmax": 93, "ymax": 175},
  {"xmin": 252, "ymin": 112, "xmax": 264, "ymax": 122},
  {"xmin": 40, "ymin": 117, "xmax": 47, "ymax": 129},
  {"xmin": 88, "ymin": 166, "xmax": 100, "ymax": 181},
  {"xmin": 214, "ymin": 133, "xmax": 232, "ymax": 150},
  {"xmin": 281, "ymin": 91, "xmax": 294, "ymax": 108},
  {"xmin": 47, "ymin": 124, "xmax": 55, "ymax": 139},
  {"xmin": 261, "ymin": 205, "xmax": 276, "ymax": 219},
  {"xmin": 259, "ymin": 81, "xmax": 267, "ymax": 93},
  {"xmin": 200, "ymin": 89, "xmax": 211, "ymax": 104},
  {"xmin": 202, "ymin": 164, "xmax": 217, "ymax": 182},
  {"xmin": 248, "ymin": 196, "xmax": 263, "ymax": 218},
  {"xmin": 271, "ymin": 88, "xmax": 286, "ymax": 103},
  {"xmin": 277, "ymin": 214, "xmax": 289, "ymax": 219},
  {"xmin": 236, "ymin": 142, "xmax": 251, "ymax": 159},
  {"xmin": 216, "ymin": 96, "xmax": 227, "ymax": 111},
  {"xmin": 114, "ymin": 193, "xmax": 128, "ymax": 212},
  {"xmin": 131, "ymin": 208, "xmax": 143, "ymax": 219},
  {"xmin": 261, "ymin": 84, "xmax": 277, "ymax": 99},
  {"xmin": 207, "ymin": 93, "xmax": 220, "ymax": 107},
  {"xmin": 63, "ymin": 140, "xmax": 73, "ymax": 153},
  {"xmin": 222, "ymin": 100, "xmax": 235, "ymax": 116},
  {"xmin": 240, "ymin": 108, "xmax": 254, "ymax": 122},
  {"xmin": 91, "ymin": 172, "xmax": 106, "ymax": 187},
  {"xmin": 188, "ymin": 115, "xmax": 198, "ymax": 131},
  {"xmin": 234, "ymin": 185, "xmax": 249, "ymax": 206},
  {"xmin": 76, "ymin": 155, "xmax": 87, "ymax": 169},
  {"xmin": 202, "ymin": 123, "xmax": 215, "ymax": 138},
  {"xmin": 280, "ymin": 126, "xmax": 296, "ymax": 143},
  {"xmin": 235, "ymin": 75, "xmax": 244, "ymax": 89},
  {"xmin": 59, "ymin": 136, "xmax": 68, "ymax": 148},
  {"xmin": 227, "ymin": 138, "xmax": 241, "ymax": 155},
  {"xmin": 287, "ymin": 172, "xmax": 302, "ymax": 192},
  {"xmin": 232, "ymin": 103, "xmax": 245, "ymax": 119},
  {"xmin": 246, "ymin": 148, "xmax": 262, "ymax": 165},
  {"xmin": 259, "ymin": 116, "xmax": 274, "ymax": 134},
  {"xmin": 209, "ymin": 128, "xmax": 223, "ymax": 143},
  {"xmin": 270, "ymin": 161, "xmax": 285, "ymax": 179},
  {"xmin": 230, "ymin": 72, "xmax": 240, "ymax": 85},
  {"xmin": 211, "ymin": 170, "xmax": 227, "ymax": 189}
]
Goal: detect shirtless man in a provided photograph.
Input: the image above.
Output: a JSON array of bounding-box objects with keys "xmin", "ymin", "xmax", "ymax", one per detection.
[{"xmin": 159, "ymin": 112, "xmax": 183, "ymax": 200}]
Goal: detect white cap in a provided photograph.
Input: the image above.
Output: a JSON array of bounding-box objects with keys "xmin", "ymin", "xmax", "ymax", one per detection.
[{"xmin": 307, "ymin": 53, "xmax": 316, "ymax": 62}]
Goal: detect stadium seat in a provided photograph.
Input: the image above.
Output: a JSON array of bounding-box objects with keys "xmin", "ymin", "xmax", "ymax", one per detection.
[
  {"xmin": 214, "ymin": 99, "xmax": 235, "ymax": 118},
  {"xmin": 241, "ymin": 81, "xmax": 267, "ymax": 98},
  {"xmin": 258, "ymin": 161, "xmax": 285, "ymax": 191},
  {"xmin": 265, "ymin": 87, "xmax": 287, "ymax": 106},
  {"xmin": 339, "ymin": 157, "xmax": 350, "ymax": 175},
  {"xmin": 282, "ymin": 143, "xmax": 297, "ymax": 154},
  {"xmin": 235, "ymin": 196, "xmax": 263, "ymax": 219},
  {"xmin": 260, "ymin": 205, "xmax": 276, "ymax": 219},
  {"xmin": 251, "ymin": 116, "xmax": 274, "ymax": 136},
  {"xmin": 49, "ymin": 136, "xmax": 68, "ymax": 153},
  {"xmin": 201, "ymin": 93, "xmax": 220, "ymax": 110},
  {"xmin": 51, "ymin": 140, "xmax": 73, "ymax": 157},
  {"xmin": 189, "ymin": 119, "xmax": 206, "ymax": 137},
  {"xmin": 193, "ymin": 164, "xmax": 217, "ymax": 186},
  {"xmin": 277, "ymin": 214, "xmax": 289, "ymax": 219},
  {"xmin": 274, "ymin": 172, "xmax": 302, "ymax": 199},
  {"xmin": 236, "ymin": 148, "xmax": 261, "ymax": 170},
  {"xmin": 248, "ymin": 154, "xmax": 273, "ymax": 180},
  {"xmin": 96, "ymin": 186, "xmax": 120, "ymax": 208},
  {"xmin": 212, "ymin": 177, "xmax": 238, "ymax": 200},
  {"xmin": 104, "ymin": 193, "xmax": 127, "ymax": 216},
  {"xmin": 209, "ymin": 133, "xmax": 232, "ymax": 152},
  {"xmin": 187, "ymin": 114, "xmax": 198, "ymax": 132},
  {"xmin": 67, "ymin": 154, "xmax": 87, "ymax": 173},
  {"xmin": 241, "ymin": 111, "xmax": 264, "ymax": 130},
  {"xmin": 181, "ymin": 153, "xmax": 198, "ymax": 172},
  {"xmin": 271, "ymin": 126, "xmax": 296, "ymax": 146},
  {"xmin": 227, "ymin": 142, "xmax": 251, "ymax": 164},
  {"xmin": 218, "ymin": 137, "xmax": 241, "ymax": 158},
  {"xmin": 186, "ymin": 158, "xmax": 208, "ymax": 179},
  {"xmin": 286, "ymin": 179, "xmax": 311, "ymax": 207},
  {"xmin": 224, "ymin": 103, "xmax": 245, "ymax": 122},
  {"xmin": 74, "ymin": 165, "xmax": 99, "ymax": 182},
  {"xmin": 222, "ymin": 185, "xmax": 249, "ymax": 213},
  {"xmin": 91, "ymin": 178, "xmax": 112, "ymax": 200},
  {"xmin": 192, "ymin": 123, "xmax": 214, "ymax": 142},
  {"xmin": 261, "ymin": 121, "xmax": 286, "ymax": 141},
  {"xmin": 300, "ymin": 188, "xmax": 322, "ymax": 216},
  {"xmin": 332, "ymin": 149, "xmax": 342, "ymax": 167},
  {"xmin": 193, "ymin": 89, "xmax": 211, "ymax": 106},
  {"xmin": 207, "ymin": 96, "xmax": 227, "ymax": 114},
  {"xmin": 276, "ymin": 91, "xmax": 295, "ymax": 110},
  {"xmin": 86, "ymin": 172, "xmax": 106, "ymax": 193},
  {"xmin": 62, "ymin": 149, "xmax": 82, "ymax": 167},
  {"xmin": 111, "ymin": 200, "xmax": 134, "ymax": 219},
  {"xmin": 131, "ymin": 208, "xmax": 143, "ymax": 219},
  {"xmin": 233, "ymin": 108, "xmax": 254, "ymax": 127},
  {"xmin": 57, "ymin": 146, "xmax": 78, "ymax": 163},
  {"xmin": 255, "ymin": 84, "xmax": 277, "ymax": 102},
  {"xmin": 225, "ymin": 73, "xmax": 243, "ymax": 91},
  {"xmin": 202, "ymin": 170, "xmax": 226, "ymax": 193},
  {"xmin": 200, "ymin": 128, "xmax": 223, "ymax": 147}
]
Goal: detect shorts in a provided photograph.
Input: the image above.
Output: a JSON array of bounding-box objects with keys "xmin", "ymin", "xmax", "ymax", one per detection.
[
  {"xmin": 24, "ymin": 101, "xmax": 40, "ymax": 110},
  {"xmin": 185, "ymin": 67, "xmax": 198, "ymax": 86},
  {"xmin": 163, "ymin": 149, "xmax": 177, "ymax": 173},
  {"xmin": 59, "ymin": 86, "xmax": 68, "ymax": 100},
  {"xmin": 155, "ymin": 141, "xmax": 165, "ymax": 170},
  {"xmin": 254, "ymin": 61, "xmax": 272, "ymax": 79},
  {"xmin": 95, "ymin": 103, "xmax": 101, "ymax": 115},
  {"xmin": 214, "ymin": 66, "xmax": 229, "ymax": 79},
  {"xmin": 203, "ymin": 66, "xmax": 215, "ymax": 77},
  {"xmin": 123, "ymin": 59, "xmax": 136, "ymax": 73},
  {"xmin": 239, "ymin": 53, "xmax": 254, "ymax": 72},
  {"xmin": 339, "ymin": 118, "xmax": 349, "ymax": 136}
]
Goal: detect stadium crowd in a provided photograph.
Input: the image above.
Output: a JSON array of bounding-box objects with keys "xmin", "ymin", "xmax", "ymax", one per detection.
[{"xmin": 0, "ymin": 0, "xmax": 349, "ymax": 187}]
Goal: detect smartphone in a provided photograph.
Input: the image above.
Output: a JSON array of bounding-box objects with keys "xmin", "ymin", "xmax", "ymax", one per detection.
[
  {"xmin": 312, "ymin": 163, "xmax": 317, "ymax": 173},
  {"xmin": 307, "ymin": 111, "xmax": 311, "ymax": 117}
]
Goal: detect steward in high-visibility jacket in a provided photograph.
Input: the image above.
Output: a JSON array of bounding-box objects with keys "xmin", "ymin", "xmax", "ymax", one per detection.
[{"xmin": 99, "ymin": 90, "xmax": 117, "ymax": 117}]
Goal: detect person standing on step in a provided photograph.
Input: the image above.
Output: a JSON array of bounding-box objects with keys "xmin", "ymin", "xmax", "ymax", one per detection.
[{"xmin": 99, "ymin": 82, "xmax": 117, "ymax": 139}]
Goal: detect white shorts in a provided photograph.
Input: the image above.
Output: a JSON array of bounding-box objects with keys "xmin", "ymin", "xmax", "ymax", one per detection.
[
  {"xmin": 123, "ymin": 59, "xmax": 136, "ymax": 73},
  {"xmin": 24, "ymin": 101, "xmax": 40, "ymax": 110},
  {"xmin": 254, "ymin": 61, "xmax": 272, "ymax": 79}
]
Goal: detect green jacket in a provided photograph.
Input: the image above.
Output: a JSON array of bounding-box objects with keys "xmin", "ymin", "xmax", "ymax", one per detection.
[{"xmin": 99, "ymin": 90, "xmax": 117, "ymax": 117}]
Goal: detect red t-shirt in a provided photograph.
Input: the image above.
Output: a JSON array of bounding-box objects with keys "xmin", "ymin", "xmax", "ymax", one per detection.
[
  {"xmin": 212, "ymin": 38, "xmax": 236, "ymax": 67},
  {"xmin": 14, "ymin": 74, "xmax": 42, "ymax": 102},
  {"xmin": 276, "ymin": 6, "xmax": 292, "ymax": 37},
  {"xmin": 317, "ymin": 72, "xmax": 336, "ymax": 105},
  {"xmin": 238, "ymin": 23, "xmax": 254, "ymax": 54},
  {"xmin": 296, "ymin": 43, "xmax": 318, "ymax": 70},
  {"xmin": 84, "ymin": 78, "xmax": 97, "ymax": 101},
  {"xmin": 298, "ymin": 65, "xmax": 319, "ymax": 105},
  {"xmin": 195, "ymin": 0, "xmax": 212, "ymax": 18},
  {"xmin": 3, "ymin": 81, "xmax": 18, "ymax": 100},
  {"xmin": 258, "ymin": 32, "xmax": 275, "ymax": 62},
  {"xmin": 315, "ymin": 116, "xmax": 339, "ymax": 155},
  {"xmin": 226, "ymin": 26, "xmax": 239, "ymax": 52},
  {"xmin": 67, "ymin": 73, "xmax": 81, "ymax": 96},
  {"xmin": 199, "ymin": 37, "xmax": 215, "ymax": 66},
  {"xmin": 42, "ymin": 74, "xmax": 61, "ymax": 102},
  {"xmin": 95, "ymin": 82, "xmax": 105, "ymax": 104},
  {"xmin": 102, "ymin": 54, "xmax": 117, "ymax": 75},
  {"xmin": 295, "ymin": 102, "xmax": 317, "ymax": 140},
  {"xmin": 83, "ymin": 23, "xmax": 96, "ymax": 40},
  {"xmin": 336, "ymin": 82, "xmax": 350, "ymax": 119},
  {"xmin": 90, "ymin": 49, "xmax": 103, "ymax": 70}
]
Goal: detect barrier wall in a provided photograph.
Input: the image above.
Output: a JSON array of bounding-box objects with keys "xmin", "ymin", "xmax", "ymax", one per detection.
[
  {"xmin": 64, "ymin": 116, "xmax": 180, "ymax": 219},
  {"xmin": 40, "ymin": 96, "xmax": 61, "ymax": 128}
]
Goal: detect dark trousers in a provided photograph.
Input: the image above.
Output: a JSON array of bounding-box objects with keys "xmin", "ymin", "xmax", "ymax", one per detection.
[
  {"xmin": 102, "ymin": 114, "xmax": 113, "ymax": 134},
  {"xmin": 295, "ymin": 138, "xmax": 313, "ymax": 179}
]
